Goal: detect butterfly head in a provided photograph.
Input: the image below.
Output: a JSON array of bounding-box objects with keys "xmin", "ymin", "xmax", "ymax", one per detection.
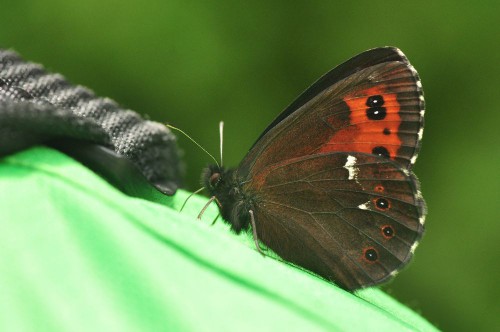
[{"xmin": 202, "ymin": 164, "xmax": 254, "ymax": 233}]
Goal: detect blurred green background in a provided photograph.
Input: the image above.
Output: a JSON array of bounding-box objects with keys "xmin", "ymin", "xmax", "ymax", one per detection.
[{"xmin": 1, "ymin": 1, "xmax": 498, "ymax": 330}]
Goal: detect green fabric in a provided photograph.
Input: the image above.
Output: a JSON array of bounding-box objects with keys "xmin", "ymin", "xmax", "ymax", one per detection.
[{"xmin": 0, "ymin": 147, "xmax": 438, "ymax": 332}]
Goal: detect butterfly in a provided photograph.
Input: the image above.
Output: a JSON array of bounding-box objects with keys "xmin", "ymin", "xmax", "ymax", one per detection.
[{"xmin": 202, "ymin": 47, "xmax": 426, "ymax": 291}]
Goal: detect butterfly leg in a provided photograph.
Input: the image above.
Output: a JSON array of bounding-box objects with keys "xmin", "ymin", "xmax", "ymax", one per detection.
[
  {"xmin": 197, "ymin": 196, "xmax": 222, "ymax": 219},
  {"xmin": 211, "ymin": 213, "xmax": 220, "ymax": 225},
  {"xmin": 249, "ymin": 210, "xmax": 267, "ymax": 256},
  {"xmin": 180, "ymin": 187, "xmax": 205, "ymax": 212}
]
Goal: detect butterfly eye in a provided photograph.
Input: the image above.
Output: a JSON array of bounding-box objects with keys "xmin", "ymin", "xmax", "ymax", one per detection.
[
  {"xmin": 210, "ymin": 173, "xmax": 221, "ymax": 187},
  {"xmin": 363, "ymin": 247, "xmax": 379, "ymax": 262}
]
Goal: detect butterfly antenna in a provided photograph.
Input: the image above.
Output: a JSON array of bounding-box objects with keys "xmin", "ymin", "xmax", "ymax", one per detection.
[
  {"xmin": 219, "ymin": 121, "xmax": 224, "ymax": 167},
  {"xmin": 166, "ymin": 124, "xmax": 219, "ymax": 167}
]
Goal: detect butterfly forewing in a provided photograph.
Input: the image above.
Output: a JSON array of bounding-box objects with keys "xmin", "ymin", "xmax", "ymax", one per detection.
[
  {"xmin": 238, "ymin": 48, "xmax": 424, "ymax": 178},
  {"xmin": 253, "ymin": 47, "xmax": 412, "ymax": 144},
  {"xmin": 246, "ymin": 152, "xmax": 425, "ymax": 290}
]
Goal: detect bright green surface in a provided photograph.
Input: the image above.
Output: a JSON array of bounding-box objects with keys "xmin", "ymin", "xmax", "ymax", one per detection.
[
  {"xmin": 0, "ymin": 147, "xmax": 438, "ymax": 331},
  {"xmin": 1, "ymin": 2, "xmax": 499, "ymax": 330}
]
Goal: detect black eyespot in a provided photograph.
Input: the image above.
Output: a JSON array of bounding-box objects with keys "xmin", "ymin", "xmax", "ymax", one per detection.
[
  {"xmin": 372, "ymin": 146, "xmax": 390, "ymax": 158},
  {"xmin": 366, "ymin": 95, "xmax": 385, "ymax": 107},
  {"xmin": 375, "ymin": 198, "xmax": 390, "ymax": 210},
  {"xmin": 382, "ymin": 225, "xmax": 395, "ymax": 238},
  {"xmin": 366, "ymin": 106, "xmax": 387, "ymax": 120},
  {"xmin": 209, "ymin": 173, "xmax": 220, "ymax": 186},
  {"xmin": 383, "ymin": 128, "xmax": 391, "ymax": 135},
  {"xmin": 364, "ymin": 248, "xmax": 378, "ymax": 262}
]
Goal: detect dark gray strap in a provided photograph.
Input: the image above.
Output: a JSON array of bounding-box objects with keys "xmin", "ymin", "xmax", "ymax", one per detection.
[{"xmin": 0, "ymin": 49, "xmax": 181, "ymax": 197}]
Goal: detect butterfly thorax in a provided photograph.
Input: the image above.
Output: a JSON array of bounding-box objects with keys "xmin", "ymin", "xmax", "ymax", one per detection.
[{"xmin": 202, "ymin": 164, "xmax": 255, "ymax": 233}]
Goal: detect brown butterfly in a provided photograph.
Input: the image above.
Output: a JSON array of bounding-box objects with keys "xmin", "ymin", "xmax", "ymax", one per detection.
[{"xmin": 202, "ymin": 47, "xmax": 426, "ymax": 291}]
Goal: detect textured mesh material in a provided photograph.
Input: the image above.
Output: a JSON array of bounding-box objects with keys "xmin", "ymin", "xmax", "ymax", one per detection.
[{"xmin": 0, "ymin": 49, "xmax": 181, "ymax": 195}]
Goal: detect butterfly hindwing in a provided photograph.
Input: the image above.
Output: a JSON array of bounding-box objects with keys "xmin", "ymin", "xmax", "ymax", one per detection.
[{"xmin": 247, "ymin": 152, "xmax": 425, "ymax": 290}]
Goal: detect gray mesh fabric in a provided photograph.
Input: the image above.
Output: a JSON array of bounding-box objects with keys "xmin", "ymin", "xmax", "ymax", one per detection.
[{"xmin": 0, "ymin": 49, "xmax": 181, "ymax": 196}]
